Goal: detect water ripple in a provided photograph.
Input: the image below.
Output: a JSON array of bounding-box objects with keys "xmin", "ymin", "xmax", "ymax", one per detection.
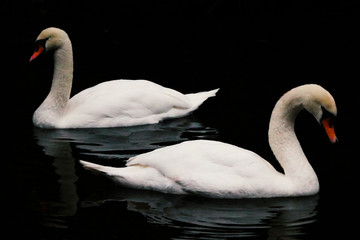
[{"xmin": 81, "ymin": 189, "xmax": 319, "ymax": 239}]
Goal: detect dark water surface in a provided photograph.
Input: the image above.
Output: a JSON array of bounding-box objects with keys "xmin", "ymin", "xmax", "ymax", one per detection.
[{"xmin": 4, "ymin": 1, "xmax": 359, "ymax": 239}]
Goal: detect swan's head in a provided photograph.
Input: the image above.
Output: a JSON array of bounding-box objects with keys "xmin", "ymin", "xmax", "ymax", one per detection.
[
  {"xmin": 297, "ymin": 84, "xmax": 338, "ymax": 143},
  {"xmin": 30, "ymin": 27, "xmax": 70, "ymax": 62}
]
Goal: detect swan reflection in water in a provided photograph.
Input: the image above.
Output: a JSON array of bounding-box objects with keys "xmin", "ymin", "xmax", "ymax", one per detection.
[
  {"xmin": 81, "ymin": 188, "xmax": 319, "ymax": 239},
  {"xmin": 32, "ymin": 116, "xmax": 218, "ymax": 228}
]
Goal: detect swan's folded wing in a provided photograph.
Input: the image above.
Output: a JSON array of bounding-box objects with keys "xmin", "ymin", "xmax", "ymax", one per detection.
[
  {"xmin": 127, "ymin": 140, "xmax": 280, "ymax": 198},
  {"xmin": 67, "ymin": 80, "xmax": 191, "ymax": 115},
  {"xmin": 60, "ymin": 80, "xmax": 192, "ymax": 127}
]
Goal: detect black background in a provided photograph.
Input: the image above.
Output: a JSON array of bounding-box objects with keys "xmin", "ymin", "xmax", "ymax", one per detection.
[{"xmin": 2, "ymin": 0, "xmax": 359, "ymax": 239}]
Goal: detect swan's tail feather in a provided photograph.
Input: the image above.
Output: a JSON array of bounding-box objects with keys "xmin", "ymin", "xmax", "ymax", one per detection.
[
  {"xmin": 80, "ymin": 160, "xmax": 178, "ymax": 193},
  {"xmin": 80, "ymin": 160, "xmax": 117, "ymax": 175},
  {"xmin": 186, "ymin": 88, "xmax": 219, "ymax": 111}
]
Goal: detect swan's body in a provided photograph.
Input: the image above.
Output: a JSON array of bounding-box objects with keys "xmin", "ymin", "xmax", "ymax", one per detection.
[
  {"xmin": 30, "ymin": 27, "xmax": 218, "ymax": 128},
  {"xmin": 81, "ymin": 84, "xmax": 338, "ymax": 198},
  {"xmin": 81, "ymin": 140, "xmax": 292, "ymax": 198}
]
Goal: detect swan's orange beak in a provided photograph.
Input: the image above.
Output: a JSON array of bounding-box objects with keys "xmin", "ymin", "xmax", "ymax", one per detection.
[
  {"xmin": 321, "ymin": 117, "xmax": 337, "ymax": 143},
  {"xmin": 30, "ymin": 45, "xmax": 45, "ymax": 62}
]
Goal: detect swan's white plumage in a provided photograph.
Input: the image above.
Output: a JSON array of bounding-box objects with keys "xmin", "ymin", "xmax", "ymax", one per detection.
[
  {"xmin": 59, "ymin": 80, "xmax": 218, "ymax": 128},
  {"xmin": 81, "ymin": 140, "xmax": 288, "ymax": 198},
  {"xmin": 30, "ymin": 27, "xmax": 218, "ymax": 128},
  {"xmin": 81, "ymin": 84, "xmax": 338, "ymax": 199}
]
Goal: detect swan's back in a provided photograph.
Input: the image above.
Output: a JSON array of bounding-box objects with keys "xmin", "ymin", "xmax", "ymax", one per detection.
[
  {"xmin": 58, "ymin": 80, "xmax": 216, "ymax": 128},
  {"xmin": 124, "ymin": 140, "xmax": 287, "ymax": 198}
]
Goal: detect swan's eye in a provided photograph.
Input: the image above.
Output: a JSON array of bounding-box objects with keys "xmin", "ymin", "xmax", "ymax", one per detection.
[
  {"xmin": 34, "ymin": 38, "xmax": 48, "ymax": 51},
  {"xmin": 321, "ymin": 106, "xmax": 336, "ymax": 122}
]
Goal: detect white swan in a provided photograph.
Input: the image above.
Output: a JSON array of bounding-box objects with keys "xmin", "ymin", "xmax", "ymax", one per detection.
[
  {"xmin": 81, "ymin": 84, "xmax": 337, "ymax": 198},
  {"xmin": 30, "ymin": 27, "xmax": 218, "ymax": 128}
]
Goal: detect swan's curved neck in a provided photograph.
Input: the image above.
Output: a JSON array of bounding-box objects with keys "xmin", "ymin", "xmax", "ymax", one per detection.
[
  {"xmin": 33, "ymin": 40, "xmax": 73, "ymax": 127},
  {"xmin": 268, "ymin": 92, "xmax": 319, "ymax": 194},
  {"xmin": 50, "ymin": 41, "xmax": 73, "ymax": 108}
]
